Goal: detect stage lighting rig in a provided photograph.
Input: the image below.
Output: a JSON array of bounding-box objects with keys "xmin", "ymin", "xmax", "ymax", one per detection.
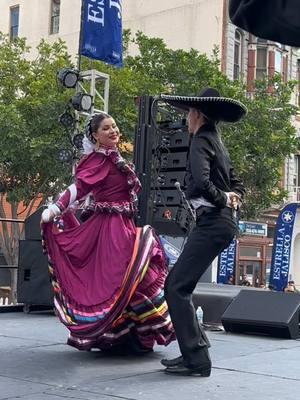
[
  {"xmin": 59, "ymin": 108, "xmax": 75, "ymax": 129},
  {"xmin": 57, "ymin": 149, "xmax": 73, "ymax": 163},
  {"xmin": 72, "ymin": 133, "xmax": 84, "ymax": 150},
  {"xmin": 57, "ymin": 68, "xmax": 79, "ymax": 89},
  {"xmin": 71, "ymin": 93, "xmax": 93, "ymax": 112}
]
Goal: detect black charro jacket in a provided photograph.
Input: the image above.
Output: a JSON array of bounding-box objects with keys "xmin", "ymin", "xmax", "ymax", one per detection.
[{"xmin": 185, "ymin": 124, "xmax": 245, "ymax": 209}]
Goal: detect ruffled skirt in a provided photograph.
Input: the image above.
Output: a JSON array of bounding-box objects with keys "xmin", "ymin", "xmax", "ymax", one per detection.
[{"xmin": 42, "ymin": 211, "xmax": 175, "ymax": 351}]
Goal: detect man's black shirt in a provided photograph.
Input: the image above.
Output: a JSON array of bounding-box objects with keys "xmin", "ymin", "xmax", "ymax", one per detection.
[{"xmin": 185, "ymin": 124, "xmax": 245, "ymax": 209}]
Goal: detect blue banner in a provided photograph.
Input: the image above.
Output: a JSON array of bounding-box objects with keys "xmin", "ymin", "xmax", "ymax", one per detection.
[
  {"xmin": 269, "ymin": 203, "xmax": 298, "ymax": 291},
  {"xmin": 217, "ymin": 239, "xmax": 237, "ymax": 283},
  {"xmin": 81, "ymin": 0, "xmax": 123, "ymax": 67}
]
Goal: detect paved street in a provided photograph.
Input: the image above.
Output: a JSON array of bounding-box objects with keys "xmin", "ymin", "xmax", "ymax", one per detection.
[{"xmin": 0, "ymin": 311, "xmax": 300, "ymax": 400}]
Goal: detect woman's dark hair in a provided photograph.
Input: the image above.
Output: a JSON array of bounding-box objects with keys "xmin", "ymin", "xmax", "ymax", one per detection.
[{"xmin": 86, "ymin": 112, "xmax": 111, "ymax": 143}]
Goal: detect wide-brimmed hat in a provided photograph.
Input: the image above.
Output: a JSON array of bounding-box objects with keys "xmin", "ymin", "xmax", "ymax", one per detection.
[{"xmin": 160, "ymin": 87, "xmax": 247, "ymax": 123}]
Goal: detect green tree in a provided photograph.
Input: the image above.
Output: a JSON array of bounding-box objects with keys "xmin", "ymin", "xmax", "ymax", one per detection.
[
  {"xmin": 223, "ymin": 77, "xmax": 298, "ymax": 219},
  {"xmin": 0, "ymin": 34, "xmax": 73, "ymax": 301}
]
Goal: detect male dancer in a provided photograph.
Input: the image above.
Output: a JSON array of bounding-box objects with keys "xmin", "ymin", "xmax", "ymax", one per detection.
[{"xmin": 160, "ymin": 88, "xmax": 247, "ymax": 376}]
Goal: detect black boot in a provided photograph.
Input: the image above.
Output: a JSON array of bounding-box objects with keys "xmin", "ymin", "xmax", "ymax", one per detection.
[
  {"xmin": 161, "ymin": 355, "xmax": 183, "ymax": 367},
  {"xmin": 165, "ymin": 362, "xmax": 211, "ymax": 377}
]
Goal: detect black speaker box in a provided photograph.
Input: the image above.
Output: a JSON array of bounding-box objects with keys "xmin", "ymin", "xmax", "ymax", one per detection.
[
  {"xmin": 152, "ymin": 206, "xmax": 193, "ymax": 235},
  {"xmin": 24, "ymin": 206, "xmax": 46, "ymax": 240},
  {"xmin": 152, "ymin": 189, "xmax": 181, "ymax": 206},
  {"xmin": 154, "ymin": 171, "xmax": 186, "ymax": 189},
  {"xmin": 160, "ymin": 152, "xmax": 187, "ymax": 171},
  {"xmin": 222, "ymin": 290, "xmax": 300, "ymax": 339},
  {"xmin": 160, "ymin": 130, "xmax": 190, "ymax": 150},
  {"xmin": 17, "ymin": 240, "xmax": 53, "ymax": 306}
]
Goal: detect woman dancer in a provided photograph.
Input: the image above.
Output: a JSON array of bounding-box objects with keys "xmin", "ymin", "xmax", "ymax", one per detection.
[{"xmin": 41, "ymin": 112, "xmax": 175, "ymax": 353}]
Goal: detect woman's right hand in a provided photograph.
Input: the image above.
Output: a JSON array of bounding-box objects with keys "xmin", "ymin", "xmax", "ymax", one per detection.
[{"xmin": 40, "ymin": 204, "xmax": 61, "ymax": 224}]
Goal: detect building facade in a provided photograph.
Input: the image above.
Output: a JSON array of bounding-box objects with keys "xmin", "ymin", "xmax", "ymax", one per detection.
[{"xmin": 0, "ymin": 0, "xmax": 300, "ymax": 287}]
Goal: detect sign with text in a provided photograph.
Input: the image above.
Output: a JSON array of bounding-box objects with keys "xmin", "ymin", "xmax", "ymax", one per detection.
[
  {"xmin": 81, "ymin": 0, "xmax": 123, "ymax": 67},
  {"xmin": 239, "ymin": 221, "xmax": 268, "ymax": 237}
]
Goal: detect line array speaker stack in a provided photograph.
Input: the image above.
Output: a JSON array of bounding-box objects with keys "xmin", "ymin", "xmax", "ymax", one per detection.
[
  {"xmin": 134, "ymin": 96, "xmax": 193, "ymax": 235},
  {"xmin": 221, "ymin": 290, "xmax": 300, "ymax": 339}
]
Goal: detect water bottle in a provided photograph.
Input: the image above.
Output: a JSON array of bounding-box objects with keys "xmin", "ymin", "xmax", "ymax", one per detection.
[{"xmin": 196, "ymin": 306, "xmax": 204, "ymax": 324}]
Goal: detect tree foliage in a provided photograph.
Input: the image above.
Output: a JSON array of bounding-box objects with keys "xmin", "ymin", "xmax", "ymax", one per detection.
[{"xmin": 0, "ymin": 33, "xmax": 73, "ymax": 299}]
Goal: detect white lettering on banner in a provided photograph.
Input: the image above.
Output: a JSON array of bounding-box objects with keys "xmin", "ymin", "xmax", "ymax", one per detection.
[
  {"xmin": 273, "ymin": 229, "xmax": 291, "ymax": 280},
  {"xmin": 219, "ymin": 252, "xmax": 228, "ymax": 277},
  {"xmin": 219, "ymin": 241, "xmax": 235, "ymax": 277},
  {"xmin": 110, "ymin": 0, "xmax": 122, "ymax": 19},
  {"xmin": 87, "ymin": 0, "xmax": 105, "ymax": 26}
]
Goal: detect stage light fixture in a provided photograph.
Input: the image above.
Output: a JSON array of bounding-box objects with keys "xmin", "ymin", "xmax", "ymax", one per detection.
[
  {"xmin": 58, "ymin": 149, "xmax": 73, "ymax": 163},
  {"xmin": 57, "ymin": 68, "xmax": 79, "ymax": 88},
  {"xmin": 59, "ymin": 110, "xmax": 75, "ymax": 129},
  {"xmin": 73, "ymin": 133, "xmax": 84, "ymax": 149},
  {"xmin": 71, "ymin": 93, "xmax": 93, "ymax": 112}
]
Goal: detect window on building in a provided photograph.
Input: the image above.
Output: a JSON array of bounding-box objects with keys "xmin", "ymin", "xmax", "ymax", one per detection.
[
  {"xmin": 50, "ymin": 0, "xmax": 61, "ymax": 35},
  {"xmin": 275, "ymin": 49, "xmax": 282, "ymax": 74},
  {"xmin": 256, "ymin": 38, "xmax": 268, "ymax": 80},
  {"xmin": 233, "ymin": 30, "xmax": 243, "ymax": 80},
  {"xmin": 240, "ymin": 246, "xmax": 262, "ymax": 258},
  {"xmin": 10, "ymin": 6, "xmax": 19, "ymax": 40},
  {"xmin": 275, "ymin": 43, "xmax": 284, "ymax": 74}
]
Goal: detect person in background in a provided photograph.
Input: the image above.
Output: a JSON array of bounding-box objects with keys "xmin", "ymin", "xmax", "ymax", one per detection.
[
  {"xmin": 259, "ymin": 282, "xmax": 266, "ymax": 289},
  {"xmin": 225, "ymin": 275, "xmax": 235, "ymax": 285},
  {"xmin": 241, "ymin": 274, "xmax": 251, "ymax": 286},
  {"xmin": 284, "ymin": 280, "xmax": 299, "ymax": 294}
]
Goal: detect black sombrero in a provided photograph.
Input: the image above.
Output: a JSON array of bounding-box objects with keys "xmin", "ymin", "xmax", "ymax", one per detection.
[{"xmin": 160, "ymin": 87, "xmax": 247, "ymax": 123}]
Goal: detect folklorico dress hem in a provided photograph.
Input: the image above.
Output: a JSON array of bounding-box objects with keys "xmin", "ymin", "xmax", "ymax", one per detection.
[{"xmin": 41, "ymin": 146, "xmax": 175, "ymax": 351}]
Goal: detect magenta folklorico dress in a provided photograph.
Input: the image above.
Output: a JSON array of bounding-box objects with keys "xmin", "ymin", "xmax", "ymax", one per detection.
[{"xmin": 42, "ymin": 147, "xmax": 175, "ymax": 351}]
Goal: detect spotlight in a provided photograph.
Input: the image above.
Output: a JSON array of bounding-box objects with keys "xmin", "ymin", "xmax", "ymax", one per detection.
[
  {"xmin": 59, "ymin": 110, "xmax": 75, "ymax": 129},
  {"xmin": 58, "ymin": 149, "xmax": 73, "ymax": 163},
  {"xmin": 73, "ymin": 133, "xmax": 84, "ymax": 149},
  {"xmin": 71, "ymin": 93, "xmax": 93, "ymax": 112},
  {"xmin": 57, "ymin": 68, "xmax": 79, "ymax": 88}
]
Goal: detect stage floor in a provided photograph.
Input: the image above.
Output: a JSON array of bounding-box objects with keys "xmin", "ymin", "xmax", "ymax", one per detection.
[{"xmin": 0, "ymin": 311, "xmax": 300, "ymax": 400}]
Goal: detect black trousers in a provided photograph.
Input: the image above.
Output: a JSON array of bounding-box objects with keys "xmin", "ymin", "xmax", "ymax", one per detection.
[{"xmin": 165, "ymin": 207, "xmax": 237, "ymax": 368}]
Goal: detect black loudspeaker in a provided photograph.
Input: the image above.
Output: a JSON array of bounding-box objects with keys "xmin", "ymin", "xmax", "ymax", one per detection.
[
  {"xmin": 24, "ymin": 206, "xmax": 46, "ymax": 240},
  {"xmin": 134, "ymin": 96, "xmax": 192, "ymax": 236},
  {"xmin": 222, "ymin": 290, "xmax": 300, "ymax": 339},
  {"xmin": 17, "ymin": 240, "xmax": 53, "ymax": 306}
]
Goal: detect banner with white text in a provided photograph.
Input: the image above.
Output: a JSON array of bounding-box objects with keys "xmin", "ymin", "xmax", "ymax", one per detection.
[
  {"xmin": 81, "ymin": 0, "xmax": 123, "ymax": 67},
  {"xmin": 217, "ymin": 239, "xmax": 237, "ymax": 284},
  {"xmin": 269, "ymin": 203, "xmax": 298, "ymax": 291}
]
